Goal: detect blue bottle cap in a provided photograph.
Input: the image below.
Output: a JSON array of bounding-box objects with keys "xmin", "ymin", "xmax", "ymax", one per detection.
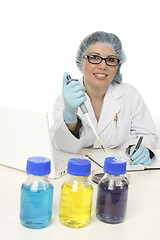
[
  {"xmin": 26, "ymin": 156, "xmax": 51, "ymax": 176},
  {"xmin": 67, "ymin": 158, "xmax": 91, "ymax": 176},
  {"xmin": 103, "ymin": 157, "xmax": 126, "ymax": 175}
]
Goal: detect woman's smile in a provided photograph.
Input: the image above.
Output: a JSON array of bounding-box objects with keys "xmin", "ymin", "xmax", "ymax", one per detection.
[{"xmin": 93, "ymin": 73, "xmax": 108, "ymax": 80}]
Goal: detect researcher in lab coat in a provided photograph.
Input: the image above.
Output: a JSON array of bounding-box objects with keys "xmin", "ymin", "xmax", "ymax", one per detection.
[{"xmin": 51, "ymin": 31, "xmax": 157, "ymax": 166}]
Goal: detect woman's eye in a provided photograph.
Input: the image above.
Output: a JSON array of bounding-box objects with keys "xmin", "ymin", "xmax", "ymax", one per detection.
[
  {"xmin": 108, "ymin": 58, "xmax": 116, "ymax": 62},
  {"xmin": 90, "ymin": 55, "xmax": 99, "ymax": 60}
]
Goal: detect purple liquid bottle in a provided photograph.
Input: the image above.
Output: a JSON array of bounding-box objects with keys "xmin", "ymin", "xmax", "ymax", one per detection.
[{"xmin": 96, "ymin": 157, "xmax": 128, "ymax": 224}]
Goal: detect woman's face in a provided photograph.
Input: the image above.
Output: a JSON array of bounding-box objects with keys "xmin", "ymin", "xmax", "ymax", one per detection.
[{"xmin": 82, "ymin": 44, "xmax": 118, "ymax": 91}]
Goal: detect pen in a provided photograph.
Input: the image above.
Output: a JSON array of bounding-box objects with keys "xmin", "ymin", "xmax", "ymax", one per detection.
[{"xmin": 130, "ymin": 136, "xmax": 143, "ymax": 157}]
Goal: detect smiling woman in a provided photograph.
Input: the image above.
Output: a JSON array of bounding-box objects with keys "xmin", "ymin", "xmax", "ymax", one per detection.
[
  {"xmin": 50, "ymin": 31, "xmax": 158, "ymax": 167},
  {"xmin": 81, "ymin": 44, "xmax": 118, "ymax": 122},
  {"xmin": 82, "ymin": 44, "xmax": 118, "ymax": 95}
]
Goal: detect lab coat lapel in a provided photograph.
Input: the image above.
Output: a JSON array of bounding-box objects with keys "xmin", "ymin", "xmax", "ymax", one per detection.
[
  {"xmin": 78, "ymin": 78, "xmax": 123, "ymax": 133},
  {"xmin": 97, "ymin": 82, "xmax": 123, "ymax": 135}
]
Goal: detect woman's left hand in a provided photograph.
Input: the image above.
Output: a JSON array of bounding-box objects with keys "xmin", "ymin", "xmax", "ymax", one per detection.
[{"xmin": 130, "ymin": 145, "xmax": 151, "ymax": 166}]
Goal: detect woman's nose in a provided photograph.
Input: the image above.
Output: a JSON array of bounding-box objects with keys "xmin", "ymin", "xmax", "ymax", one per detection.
[{"xmin": 98, "ymin": 59, "xmax": 107, "ymax": 70}]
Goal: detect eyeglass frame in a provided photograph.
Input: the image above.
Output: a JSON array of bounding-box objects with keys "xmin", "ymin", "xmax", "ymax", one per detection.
[{"xmin": 83, "ymin": 55, "xmax": 120, "ymax": 66}]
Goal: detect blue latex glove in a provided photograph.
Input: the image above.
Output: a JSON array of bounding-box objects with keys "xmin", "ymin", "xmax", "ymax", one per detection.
[
  {"xmin": 62, "ymin": 72, "xmax": 86, "ymax": 124},
  {"xmin": 130, "ymin": 145, "xmax": 151, "ymax": 166}
]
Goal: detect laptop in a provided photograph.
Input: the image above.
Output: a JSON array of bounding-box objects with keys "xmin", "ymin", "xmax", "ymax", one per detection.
[{"xmin": 0, "ymin": 105, "xmax": 81, "ymax": 178}]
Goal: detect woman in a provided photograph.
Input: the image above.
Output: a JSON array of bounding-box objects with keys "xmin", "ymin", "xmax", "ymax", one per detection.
[{"xmin": 51, "ymin": 31, "xmax": 158, "ymax": 166}]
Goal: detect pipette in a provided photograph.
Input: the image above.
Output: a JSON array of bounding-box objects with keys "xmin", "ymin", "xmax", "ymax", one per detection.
[{"xmin": 66, "ymin": 74, "xmax": 106, "ymax": 153}]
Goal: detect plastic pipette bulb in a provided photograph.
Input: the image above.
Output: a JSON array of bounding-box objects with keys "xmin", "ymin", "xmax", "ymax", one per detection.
[{"xmin": 66, "ymin": 75, "xmax": 106, "ymax": 153}]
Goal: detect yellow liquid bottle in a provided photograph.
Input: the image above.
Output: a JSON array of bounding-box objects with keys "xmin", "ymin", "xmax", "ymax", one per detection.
[{"xmin": 59, "ymin": 158, "xmax": 93, "ymax": 228}]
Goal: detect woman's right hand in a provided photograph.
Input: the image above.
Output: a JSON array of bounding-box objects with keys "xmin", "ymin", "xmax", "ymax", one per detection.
[{"xmin": 62, "ymin": 72, "xmax": 86, "ymax": 124}]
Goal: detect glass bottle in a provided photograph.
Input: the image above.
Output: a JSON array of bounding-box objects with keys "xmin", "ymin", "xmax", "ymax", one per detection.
[
  {"xmin": 59, "ymin": 158, "xmax": 93, "ymax": 228},
  {"xmin": 96, "ymin": 157, "xmax": 128, "ymax": 224},
  {"xmin": 20, "ymin": 156, "xmax": 54, "ymax": 229}
]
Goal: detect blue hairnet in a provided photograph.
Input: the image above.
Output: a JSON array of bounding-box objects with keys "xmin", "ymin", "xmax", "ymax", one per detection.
[{"xmin": 76, "ymin": 31, "xmax": 126, "ymax": 83}]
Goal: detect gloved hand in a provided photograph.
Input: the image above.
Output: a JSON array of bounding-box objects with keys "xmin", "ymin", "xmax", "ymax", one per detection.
[
  {"xmin": 130, "ymin": 145, "xmax": 151, "ymax": 166},
  {"xmin": 62, "ymin": 72, "xmax": 86, "ymax": 124}
]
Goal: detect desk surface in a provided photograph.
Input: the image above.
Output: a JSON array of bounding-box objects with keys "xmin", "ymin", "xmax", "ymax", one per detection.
[{"xmin": 1, "ymin": 161, "xmax": 160, "ymax": 240}]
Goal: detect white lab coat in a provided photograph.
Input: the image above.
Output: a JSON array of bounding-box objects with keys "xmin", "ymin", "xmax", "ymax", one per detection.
[{"xmin": 51, "ymin": 79, "xmax": 158, "ymax": 155}]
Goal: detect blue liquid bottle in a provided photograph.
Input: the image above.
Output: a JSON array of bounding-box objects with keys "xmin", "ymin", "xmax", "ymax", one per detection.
[
  {"xmin": 20, "ymin": 156, "xmax": 53, "ymax": 229},
  {"xmin": 96, "ymin": 157, "xmax": 128, "ymax": 224}
]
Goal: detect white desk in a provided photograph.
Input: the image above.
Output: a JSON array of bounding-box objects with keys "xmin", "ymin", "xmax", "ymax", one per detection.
[{"xmin": 1, "ymin": 157, "xmax": 160, "ymax": 240}]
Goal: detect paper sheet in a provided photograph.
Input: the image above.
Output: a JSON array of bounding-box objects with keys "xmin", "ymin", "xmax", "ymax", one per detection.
[{"xmin": 86, "ymin": 149, "xmax": 160, "ymax": 172}]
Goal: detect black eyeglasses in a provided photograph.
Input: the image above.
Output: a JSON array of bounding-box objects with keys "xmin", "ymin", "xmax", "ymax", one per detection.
[{"xmin": 83, "ymin": 55, "xmax": 120, "ymax": 66}]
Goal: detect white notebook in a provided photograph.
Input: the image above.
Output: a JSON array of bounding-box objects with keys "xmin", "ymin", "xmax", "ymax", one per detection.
[{"xmin": 85, "ymin": 149, "xmax": 160, "ymax": 171}]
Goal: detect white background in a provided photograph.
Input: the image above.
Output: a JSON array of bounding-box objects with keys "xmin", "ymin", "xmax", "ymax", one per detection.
[{"xmin": 0, "ymin": 0, "xmax": 159, "ymax": 119}]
